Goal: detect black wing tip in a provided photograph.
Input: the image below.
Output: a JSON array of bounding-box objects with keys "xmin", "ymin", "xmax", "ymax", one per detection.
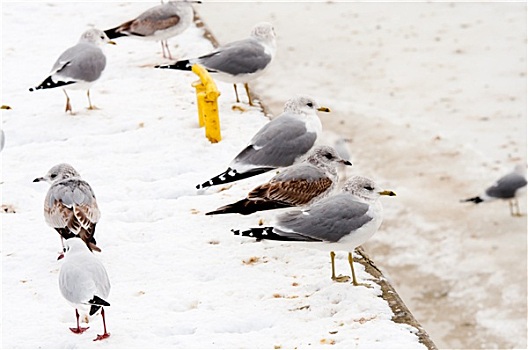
[
  {"xmin": 89, "ymin": 295, "xmax": 110, "ymax": 307},
  {"xmin": 155, "ymin": 60, "xmax": 192, "ymax": 71},
  {"xmin": 461, "ymin": 196, "xmax": 483, "ymax": 204}
]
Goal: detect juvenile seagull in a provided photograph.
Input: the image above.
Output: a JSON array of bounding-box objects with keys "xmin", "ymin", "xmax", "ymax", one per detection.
[
  {"xmin": 206, "ymin": 145, "xmax": 352, "ymax": 215},
  {"xmin": 59, "ymin": 238, "xmax": 111, "ymax": 341},
  {"xmin": 34, "ymin": 164, "xmax": 101, "ymax": 254},
  {"xmin": 29, "ymin": 29, "xmax": 115, "ymax": 114},
  {"xmin": 104, "ymin": 0, "xmax": 199, "ymax": 59},
  {"xmin": 462, "ymin": 164, "xmax": 527, "ymax": 216},
  {"xmin": 233, "ymin": 176, "xmax": 396, "ymax": 286},
  {"xmin": 196, "ymin": 95, "xmax": 330, "ymax": 190},
  {"xmin": 156, "ymin": 22, "xmax": 276, "ymax": 106}
]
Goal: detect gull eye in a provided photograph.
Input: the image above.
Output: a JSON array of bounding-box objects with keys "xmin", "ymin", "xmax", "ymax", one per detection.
[
  {"xmin": 50, "ymin": 173, "xmax": 57, "ymax": 179},
  {"xmin": 324, "ymin": 153, "xmax": 333, "ymax": 159},
  {"xmin": 364, "ymin": 185, "xmax": 374, "ymax": 191},
  {"xmin": 306, "ymin": 102, "xmax": 314, "ymax": 108}
]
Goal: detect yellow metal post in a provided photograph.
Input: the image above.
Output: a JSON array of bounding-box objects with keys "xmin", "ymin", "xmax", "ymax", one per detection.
[{"xmin": 191, "ymin": 64, "xmax": 221, "ymax": 143}]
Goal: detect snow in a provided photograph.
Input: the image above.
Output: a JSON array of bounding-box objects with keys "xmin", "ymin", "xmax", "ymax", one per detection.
[
  {"xmin": 1, "ymin": 2, "xmax": 424, "ymax": 349},
  {"xmin": 197, "ymin": 2, "xmax": 527, "ymax": 349}
]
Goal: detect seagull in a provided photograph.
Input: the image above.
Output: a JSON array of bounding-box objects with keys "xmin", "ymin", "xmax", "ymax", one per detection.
[
  {"xmin": 156, "ymin": 22, "xmax": 276, "ymax": 106},
  {"xmin": 29, "ymin": 28, "xmax": 115, "ymax": 114},
  {"xmin": 232, "ymin": 176, "xmax": 396, "ymax": 286},
  {"xmin": 462, "ymin": 164, "xmax": 527, "ymax": 216},
  {"xmin": 206, "ymin": 145, "xmax": 352, "ymax": 215},
  {"xmin": 59, "ymin": 238, "xmax": 111, "ymax": 341},
  {"xmin": 104, "ymin": 0, "xmax": 199, "ymax": 59},
  {"xmin": 196, "ymin": 95, "xmax": 330, "ymax": 190},
  {"xmin": 34, "ymin": 164, "xmax": 101, "ymax": 255}
]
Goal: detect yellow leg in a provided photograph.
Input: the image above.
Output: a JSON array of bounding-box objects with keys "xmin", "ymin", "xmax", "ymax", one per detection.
[
  {"xmin": 348, "ymin": 251, "xmax": 372, "ymax": 288},
  {"xmin": 233, "ymin": 84, "xmax": 240, "ymax": 103},
  {"xmin": 63, "ymin": 90, "xmax": 72, "ymax": 114},
  {"xmin": 244, "ymin": 83, "xmax": 253, "ymax": 106},
  {"xmin": 330, "ymin": 251, "xmax": 350, "ymax": 283}
]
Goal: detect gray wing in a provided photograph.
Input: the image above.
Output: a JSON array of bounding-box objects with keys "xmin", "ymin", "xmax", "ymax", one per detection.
[
  {"xmin": 247, "ymin": 164, "xmax": 332, "ymax": 206},
  {"xmin": 274, "ymin": 194, "xmax": 372, "ymax": 242},
  {"xmin": 486, "ymin": 173, "xmax": 527, "ymax": 199},
  {"xmin": 122, "ymin": 4, "xmax": 183, "ymax": 36},
  {"xmin": 52, "ymin": 43, "xmax": 106, "ymax": 82},
  {"xmin": 232, "ymin": 115, "xmax": 317, "ymax": 168},
  {"xmin": 45, "ymin": 178, "xmax": 100, "ymax": 231},
  {"xmin": 197, "ymin": 38, "xmax": 272, "ymax": 76},
  {"xmin": 59, "ymin": 255, "xmax": 110, "ymax": 304}
]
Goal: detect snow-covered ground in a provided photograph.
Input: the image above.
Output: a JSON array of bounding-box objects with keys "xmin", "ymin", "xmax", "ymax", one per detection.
[
  {"xmin": 2, "ymin": 2, "xmax": 425, "ymax": 348},
  {"xmin": 197, "ymin": 2, "xmax": 527, "ymax": 349}
]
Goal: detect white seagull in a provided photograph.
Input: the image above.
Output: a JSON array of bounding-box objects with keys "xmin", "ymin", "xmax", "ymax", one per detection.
[
  {"xmin": 156, "ymin": 22, "xmax": 276, "ymax": 106},
  {"xmin": 233, "ymin": 176, "xmax": 396, "ymax": 286},
  {"xmin": 206, "ymin": 145, "xmax": 352, "ymax": 215},
  {"xmin": 104, "ymin": 0, "xmax": 199, "ymax": 59},
  {"xmin": 59, "ymin": 238, "xmax": 111, "ymax": 341},
  {"xmin": 196, "ymin": 95, "xmax": 330, "ymax": 190},
  {"xmin": 34, "ymin": 163, "xmax": 101, "ymax": 255},
  {"xmin": 462, "ymin": 164, "xmax": 527, "ymax": 216},
  {"xmin": 29, "ymin": 28, "xmax": 115, "ymax": 114}
]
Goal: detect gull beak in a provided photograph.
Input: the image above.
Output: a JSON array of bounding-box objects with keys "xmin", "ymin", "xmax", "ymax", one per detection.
[
  {"xmin": 379, "ymin": 190, "xmax": 396, "ymax": 196},
  {"xmin": 341, "ymin": 160, "xmax": 352, "ymax": 166},
  {"xmin": 107, "ymin": 40, "xmax": 117, "ymax": 45},
  {"xmin": 57, "ymin": 253, "xmax": 65, "ymax": 260},
  {"xmin": 33, "ymin": 177, "xmax": 44, "ymax": 183},
  {"xmin": 317, "ymin": 107, "xmax": 330, "ymax": 113}
]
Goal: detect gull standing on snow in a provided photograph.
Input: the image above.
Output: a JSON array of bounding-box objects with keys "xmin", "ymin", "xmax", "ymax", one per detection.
[
  {"xmin": 233, "ymin": 176, "xmax": 396, "ymax": 286},
  {"xmin": 104, "ymin": 0, "xmax": 199, "ymax": 59},
  {"xmin": 156, "ymin": 22, "xmax": 276, "ymax": 106},
  {"xmin": 59, "ymin": 238, "xmax": 111, "ymax": 341},
  {"xmin": 34, "ymin": 164, "xmax": 101, "ymax": 254},
  {"xmin": 461, "ymin": 164, "xmax": 527, "ymax": 216},
  {"xmin": 206, "ymin": 145, "xmax": 352, "ymax": 215},
  {"xmin": 29, "ymin": 29, "xmax": 115, "ymax": 114},
  {"xmin": 196, "ymin": 95, "xmax": 330, "ymax": 190}
]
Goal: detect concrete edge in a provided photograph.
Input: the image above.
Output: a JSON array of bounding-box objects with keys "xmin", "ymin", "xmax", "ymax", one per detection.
[
  {"xmin": 193, "ymin": 10, "xmax": 438, "ymax": 350},
  {"xmin": 356, "ymin": 246, "xmax": 438, "ymax": 350}
]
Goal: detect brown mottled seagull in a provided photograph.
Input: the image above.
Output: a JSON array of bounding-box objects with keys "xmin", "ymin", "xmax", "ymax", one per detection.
[
  {"xmin": 104, "ymin": 0, "xmax": 200, "ymax": 59},
  {"xmin": 206, "ymin": 145, "xmax": 352, "ymax": 215},
  {"xmin": 34, "ymin": 163, "xmax": 101, "ymax": 255}
]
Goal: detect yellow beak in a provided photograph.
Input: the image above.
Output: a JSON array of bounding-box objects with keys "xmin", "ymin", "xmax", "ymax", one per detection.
[
  {"xmin": 379, "ymin": 190, "xmax": 396, "ymax": 196},
  {"xmin": 317, "ymin": 106, "xmax": 330, "ymax": 112},
  {"xmin": 107, "ymin": 40, "xmax": 117, "ymax": 45}
]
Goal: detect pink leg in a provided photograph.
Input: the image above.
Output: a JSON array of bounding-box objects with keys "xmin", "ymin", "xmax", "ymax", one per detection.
[
  {"xmin": 70, "ymin": 309, "xmax": 89, "ymax": 334},
  {"xmin": 93, "ymin": 307, "xmax": 110, "ymax": 341}
]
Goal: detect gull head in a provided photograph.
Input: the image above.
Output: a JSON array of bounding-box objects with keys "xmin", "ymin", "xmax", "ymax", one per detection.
[
  {"xmin": 33, "ymin": 163, "xmax": 80, "ymax": 184},
  {"xmin": 80, "ymin": 28, "xmax": 116, "ymax": 46},
  {"xmin": 62, "ymin": 237, "xmax": 90, "ymax": 257},
  {"xmin": 251, "ymin": 22, "xmax": 276, "ymax": 44},
  {"xmin": 342, "ymin": 176, "xmax": 396, "ymax": 203},
  {"xmin": 283, "ymin": 95, "xmax": 330, "ymax": 116},
  {"xmin": 306, "ymin": 145, "xmax": 352, "ymax": 171}
]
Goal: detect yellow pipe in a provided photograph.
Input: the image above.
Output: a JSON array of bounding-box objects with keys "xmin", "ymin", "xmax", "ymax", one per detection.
[{"xmin": 191, "ymin": 64, "xmax": 221, "ymax": 143}]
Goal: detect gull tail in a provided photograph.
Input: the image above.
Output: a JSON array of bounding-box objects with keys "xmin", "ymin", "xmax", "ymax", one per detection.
[
  {"xmin": 29, "ymin": 76, "xmax": 74, "ymax": 91},
  {"xmin": 461, "ymin": 196, "xmax": 484, "ymax": 204},
  {"xmin": 206, "ymin": 198, "xmax": 292, "ymax": 216},
  {"xmin": 155, "ymin": 59, "xmax": 192, "ymax": 71},
  {"xmin": 88, "ymin": 295, "xmax": 110, "ymax": 316},
  {"xmin": 196, "ymin": 167, "xmax": 274, "ymax": 190}
]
